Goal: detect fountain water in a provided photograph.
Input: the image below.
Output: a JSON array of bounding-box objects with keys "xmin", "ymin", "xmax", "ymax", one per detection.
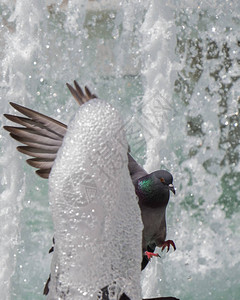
[{"xmin": 1, "ymin": 1, "xmax": 240, "ymax": 299}]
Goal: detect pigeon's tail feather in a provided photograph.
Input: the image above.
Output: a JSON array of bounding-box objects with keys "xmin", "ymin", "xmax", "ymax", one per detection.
[{"xmin": 66, "ymin": 81, "xmax": 97, "ymax": 106}]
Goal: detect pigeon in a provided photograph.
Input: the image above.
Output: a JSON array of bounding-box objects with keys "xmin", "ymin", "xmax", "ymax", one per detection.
[
  {"xmin": 128, "ymin": 153, "xmax": 176, "ymax": 270},
  {"xmin": 3, "ymin": 81, "xmax": 176, "ymax": 295}
]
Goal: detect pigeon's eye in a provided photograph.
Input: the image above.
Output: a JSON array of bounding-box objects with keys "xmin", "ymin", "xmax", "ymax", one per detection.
[{"xmin": 160, "ymin": 177, "xmax": 165, "ymax": 183}]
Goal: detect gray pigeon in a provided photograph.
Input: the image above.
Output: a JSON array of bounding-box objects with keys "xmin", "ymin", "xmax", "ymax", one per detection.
[
  {"xmin": 3, "ymin": 81, "xmax": 176, "ymax": 296},
  {"xmin": 128, "ymin": 154, "xmax": 176, "ymax": 270}
]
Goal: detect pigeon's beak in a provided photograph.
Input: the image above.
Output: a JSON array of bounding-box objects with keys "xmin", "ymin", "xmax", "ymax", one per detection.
[{"xmin": 168, "ymin": 184, "xmax": 176, "ymax": 195}]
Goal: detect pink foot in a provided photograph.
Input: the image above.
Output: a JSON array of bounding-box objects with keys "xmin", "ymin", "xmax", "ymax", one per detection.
[
  {"xmin": 161, "ymin": 240, "xmax": 176, "ymax": 252},
  {"xmin": 144, "ymin": 251, "xmax": 161, "ymax": 260}
]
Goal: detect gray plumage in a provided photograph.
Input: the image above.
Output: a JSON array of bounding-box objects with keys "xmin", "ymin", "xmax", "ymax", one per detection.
[{"xmin": 128, "ymin": 155, "xmax": 176, "ymax": 270}]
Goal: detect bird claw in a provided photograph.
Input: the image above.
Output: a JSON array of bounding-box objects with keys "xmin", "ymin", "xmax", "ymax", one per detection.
[
  {"xmin": 144, "ymin": 251, "xmax": 161, "ymax": 260},
  {"xmin": 161, "ymin": 240, "xmax": 176, "ymax": 252}
]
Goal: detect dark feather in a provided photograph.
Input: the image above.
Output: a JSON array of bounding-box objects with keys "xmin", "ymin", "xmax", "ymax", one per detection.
[
  {"xmin": 4, "ymin": 126, "xmax": 63, "ymax": 146},
  {"xmin": 66, "ymin": 83, "xmax": 84, "ymax": 105},
  {"xmin": 43, "ymin": 275, "xmax": 51, "ymax": 296},
  {"xmin": 9, "ymin": 102, "xmax": 67, "ymax": 137},
  {"xmin": 4, "ymin": 114, "xmax": 64, "ymax": 140},
  {"xmin": 4, "ymin": 82, "xmax": 97, "ymax": 180},
  {"xmin": 36, "ymin": 169, "xmax": 51, "ymax": 179},
  {"xmin": 66, "ymin": 81, "xmax": 97, "ymax": 105},
  {"xmin": 74, "ymin": 81, "xmax": 86, "ymax": 102},
  {"xmin": 9, "ymin": 133, "xmax": 60, "ymax": 151},
  {"xmin": 17, "ymin": 146, "xmax": 57, "ymax": 159},
  {"xmin": 27, "ymin": 158, "xmax": 54, "ymax": 169}
]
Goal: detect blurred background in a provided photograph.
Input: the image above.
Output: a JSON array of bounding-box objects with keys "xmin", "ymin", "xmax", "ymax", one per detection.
[{"xmin": 0, "ymin": 0, "xmax": 240, "ymax": 299}]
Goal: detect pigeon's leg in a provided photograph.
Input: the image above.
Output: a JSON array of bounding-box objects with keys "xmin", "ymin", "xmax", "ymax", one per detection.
[
  {"xmin": 160, "ymin": 240, "xmax": 176, "ymax": 252},
  {"xmin": 144, "ymin": 251, "xmax": 160, "ymax": 260}
]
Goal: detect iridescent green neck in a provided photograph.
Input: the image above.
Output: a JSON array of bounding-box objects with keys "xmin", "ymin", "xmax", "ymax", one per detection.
[{"xmin": 138, "ymin": 177, "xmax": 154, "ymax": 194}]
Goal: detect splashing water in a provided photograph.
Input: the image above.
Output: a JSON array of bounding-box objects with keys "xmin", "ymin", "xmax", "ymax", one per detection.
[
  {"xmin": 1, "ymin": 0, "xmax": 240, "ymax": 299},
  {"xmin": 141, "ymin": 1, "xmax": 240, "ymax": 299},
  {"xmin": 48, "ymin": 98, "xmax": 142, "ymax": 300}
]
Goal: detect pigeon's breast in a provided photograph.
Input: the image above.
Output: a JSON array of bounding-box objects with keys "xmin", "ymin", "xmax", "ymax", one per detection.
[{"xmin": 140, "ymin": 204, "xmax": 166, "ymax": 248}]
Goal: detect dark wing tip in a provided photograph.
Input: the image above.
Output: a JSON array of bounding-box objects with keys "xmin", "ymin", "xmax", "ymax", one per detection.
[
  {"xmin": 3, "ymin": 113, "xmax": 11, "ymax": 119},
  {"xmin": 9, "ymin": 102, "xmax": 23, "ymax": 111},
  {"xmin": 85, "ymin": 85, "xmax": 97, "ymax": 100},
  {"xmin": 66, "ymin": 81, "xmax": 97, "ymax": 106},
  {"xmin": 66, "ymin": 82, "xmax": 84, "ymax": 105},
  {"xmin": 3, "ymin": 125, "xmax": 17, "ymax": 133},
  {"xmin": 36, "ymin": 169, "xmax": 50, "ymax": 179},
  {"xmin": 74, "ymin": 80, "xmax": 84, "ymax": 97},
  {"xmin": 26, "ymin": 158, "xmax": 54, "ymax": 169}
]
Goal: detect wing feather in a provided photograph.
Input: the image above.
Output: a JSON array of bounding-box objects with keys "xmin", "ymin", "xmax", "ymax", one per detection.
[
  {"xmin": 4, "ymin": 103, "xmax": 67, "ymax": 178},
  {"xmin": 128, "ymin": 153, "xmax": 148, "ymax": 186},
  {"xmin": 36, "ymin": 169, "xmax": 52, "ymax": 179},
  {"xmin": 9, "ymin": 133, "xmax": 61, "ymax": 151},
  {"xmin": 3, "ymin": 81, "xmax": 97, "ymax": 179},
  {"xmin": 27, "ymin": 158, "xmax": 54, "ymax": 169},
  {"xmin": 4, "ymin": 126, "xmax": 63, "ymax": 146},
  {"xmin": 66, "ymin": 81, "xmax": 97, "ymax": 105},
  {"xmin": 4, "ymin": 114, "xmax": 64, "ymax": 140},
  {"xmin": 9, "ymin": 102, "xmax": 67, "ymax": 136},
  {"xmin": 17, "ymin": 146, "xmax": 57, "ymax": 160}
]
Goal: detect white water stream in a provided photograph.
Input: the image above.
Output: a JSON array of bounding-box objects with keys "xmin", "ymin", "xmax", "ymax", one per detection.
[{"xmin": 1, "ymin": 1, "xmax": 240, "ymax": 299}]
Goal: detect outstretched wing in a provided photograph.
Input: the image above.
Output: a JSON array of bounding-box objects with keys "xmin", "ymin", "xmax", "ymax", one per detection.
[
  {"xmin": 4, "ymin": 103, "xmax": 67, "ymax": 179},
  {"xmin": 3, "ymin": 82, "xmax": 97, "ymax": 179},
  {"xmin": 4, "ymin": 81, "xmax": 146, "ymax": 182},
  {"xmin": 128, "ymin": 153, "xmax": 148, "ymax": 186}
]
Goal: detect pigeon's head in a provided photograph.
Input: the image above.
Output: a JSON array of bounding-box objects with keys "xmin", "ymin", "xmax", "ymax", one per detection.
[
  {"xmin": 136, "ymin": 170, "xmax": 175, "ymax": 207},
  {"xmin": 152, "ymin": 170, "xmax": 175, "ymax": 195}
]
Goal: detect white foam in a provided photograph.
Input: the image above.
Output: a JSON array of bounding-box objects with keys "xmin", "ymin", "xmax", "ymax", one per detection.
[{"xmin": 48, "ymin": 99, "xmax": 143, "ymax": 300}]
